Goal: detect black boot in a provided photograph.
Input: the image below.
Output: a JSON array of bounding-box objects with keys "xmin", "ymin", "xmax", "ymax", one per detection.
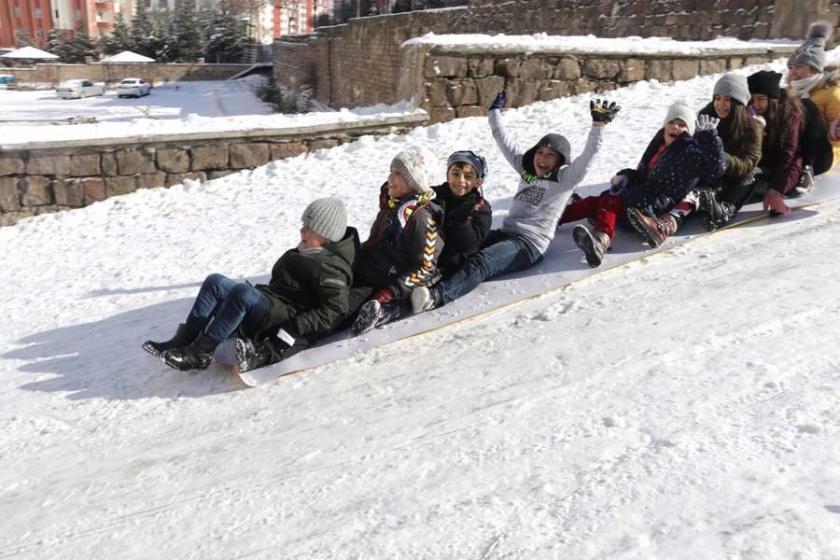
[
  {"xmin": 698, "ymin": 189, "xmax": 736, "ymax": 231},
  {"xmin": 161, "ymin": 334, "xmax": 216, "ymax": 371},
  {"xmin": 231, "ymin": 338, "xmax": 272, "ymax": 373},
  {"xmin": 143, "ymin": 323, "xmax": 197, "ymax": 357}
]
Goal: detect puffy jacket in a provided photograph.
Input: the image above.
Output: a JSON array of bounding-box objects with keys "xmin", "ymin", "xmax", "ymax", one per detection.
[
  {"xmin": 432, "ymin": 182, "xmax": 492, "ymax": 272},
  {"xmin": 699, "ymin": 103, "xmax": 764, "ymax": 179}
]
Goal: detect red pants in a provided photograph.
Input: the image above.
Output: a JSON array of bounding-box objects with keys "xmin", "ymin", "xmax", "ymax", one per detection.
[{"xmin": 560, "ymin": 194, "xmax": 625, "ymax": 239}]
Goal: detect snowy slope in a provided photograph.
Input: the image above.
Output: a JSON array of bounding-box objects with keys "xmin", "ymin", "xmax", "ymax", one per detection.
[{"xmin": 2, "ymin": 57, "xmax": 840, "ymax": 559}]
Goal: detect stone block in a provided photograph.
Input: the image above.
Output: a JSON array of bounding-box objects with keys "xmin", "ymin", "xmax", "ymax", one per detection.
[
  {"xmin": 166, "ymin": 172, "xmax": 206, "ymax": 186},
  {"xmin": 646, "ymin": 59, "xmax": 674, "ymax": 82},
  {"xmin": 427, "ymin": 78, "xmax": 449, "ymax": 107},
  {"xmin": 467, "ymin": 58, "xmax": 495, "ymax": 78},
  {"xmin": 137, "ymin": 172, "xmax": 168, "ymax": 189},
  {"xmin": 728, "ymin": 57, "xmax": 744, "ymax": 70},
  {"xmin": 26, "ymin": 154, "xmax": 71, "ymax": 176},
  {"xmin": 455, "ymin": 106, "xmax": 487, "ymax": 118},
  {"xmin": 21, "ymin": 176, "xmax": 53, "ymax": 206},
  {"xmin": 0, "ymin": 156, "xmax": 24, "ymax": 176},
  {"xmin": 69, "ymin": 154, "xmax": 100, "ymax": 176},
  {"xmin": 583, "ymin": 58, "xmax": 621, "ymax": 80},
  {"xmin": 229, "ymin": 143, "xmax": 270, "ymax": 169},
  {"xmin": 0, "ymin": 209, "xmax": 35, "ymax": 226},
  {"xmin": 475, "ymin": 76, "xmax": 506, "ymax": 107},
  {"xmin": 619, "ymin": 58, "xmax": 646, "ymax": 82},
  {"xmin": 496, "ymin": 58, "xmax": 521, "ymax": 78},
  {"xmin": 507, "ymin": 80, "xmax": 539, "ymax": 107},
  {"xmin": 743, "ymin": 56, "xmax": 767, "ymax": 66},
  {"xmin": 574, "ymin": 80, "xmax": 596, "ymax": 94},
  {"xmin": 156, "ymin": 148, "xmax": 190, "ymax": 173},
  {"xmin": 425, "ymin": 56, "xmax": 467, "ymax": 78},
  {"xmin": 539, "ymin": 80, "xmax": 573, "ymax": 101},
  {"xmin": 428, "ymin": 106, "xmax": 456, "ymax": 123},
  {"xmin": 519, "ymin": 58, "xmax": 554, "ymax": 80},
  {"xmin": 207, "ymin": 169, "xmax": 236, "ymax": 180},
  {"xmin": 191, "ymin": 145, "xmax": 229, "ymax": 170},
  {"xmin": 270, "ymin": 142, "xmax": 309, "ymax": 160},
  {"xmin": 106, "ymin": 176, "xmax": 137, "ymax": 197},
  {"xmin": 116, "ymin": 149, "xmax": 156, "ymax": 175},
  {"xmin": 672, "ymin": 59, "xmax": 700, "ymax": 81},
  {"xmin": 447, "ymin": 80, "xmax": 478, "ymax": 107},
  {"xmin": 555, "ymin": 57, "xmax": 582, "ymax": 80},
  {"xmin": 101, "ymin": 153, "xmax": 118, "ymax": 176},
  {"xmin": 0, "ymin": 177, "xmax": 20, "ymax": 211},
  {"xmin": 309, "ymin": 139, "xmax": 340, "ymax": 151},
  {"xmin": 53, "ymin": 178, "xmax": 84, "ymax": 207},
  {"xmin": 700, "ymin": 58, "xmax": 728, "ymax": 75},
  {"xmin": 81, "ymin": 178, "xmax": 106, "ymax": 205}
]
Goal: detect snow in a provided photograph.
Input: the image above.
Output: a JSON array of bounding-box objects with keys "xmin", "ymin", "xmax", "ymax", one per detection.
[
  {"xmin": 2, "ymin": 51, "xmax": 840, "ymax": 558},
  {"xmin": 100, "ymin": 50, "xmax": 156, "ymax": 63}
]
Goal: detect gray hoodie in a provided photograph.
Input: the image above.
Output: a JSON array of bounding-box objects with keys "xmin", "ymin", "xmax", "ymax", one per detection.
[{"xmin": 489, "ymin": 108, "xmax": 604, "ymax": 254}]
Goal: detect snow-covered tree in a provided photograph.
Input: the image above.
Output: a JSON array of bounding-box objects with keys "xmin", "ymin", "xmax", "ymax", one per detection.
[
  {"xmin": 174, "ymin": 0, "xmax": 203, "ymax": 62},
  {"xmin": 46, "ymin": 28, "xmax": 71, "ymax": 61},
  {"xmin": 131, "ymin": 0, "xmax": 155, "ymax": 58},
  {"xmin": 203, "ymin": 1, "xmax": 247, "ymax": 63},
  {"xmin": 66, "ymin": 25, "xmax": 99, "ymax": 63},
  {"xmin": 100, "ymin": 13, "xmax": 134, "ymax": 56}
]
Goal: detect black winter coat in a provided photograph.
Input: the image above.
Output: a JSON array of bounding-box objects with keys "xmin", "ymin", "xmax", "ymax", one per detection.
[
  {"xmin": 255, "ymin": 227, "xmax": 358, "ymax": 344},
  {"xmin": 432, "ymin": 182, "xmax": 492, "ymax": 272},
  {"xmin": 616, "ymin": 128, "xmax": 725, "ymax": 214}
]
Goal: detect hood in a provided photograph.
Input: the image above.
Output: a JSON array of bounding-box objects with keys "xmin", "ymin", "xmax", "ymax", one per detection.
[{"xmin": 522, "ymin": 133, "xmax": 571, "ymax": 180}]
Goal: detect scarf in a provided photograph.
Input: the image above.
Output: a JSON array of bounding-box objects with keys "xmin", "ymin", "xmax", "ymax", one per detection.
[{"xmin": 788, "ymin": 73, "xmax": 824, "ymax": 98}]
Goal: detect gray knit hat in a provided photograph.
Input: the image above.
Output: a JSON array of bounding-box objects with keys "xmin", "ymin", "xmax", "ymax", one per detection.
[
  {"xmin": 713, "ymin": 73, "xmax": 751, "ymax": 106},
  {"xmin": 663, "ymin": 101, "xmax": 696, "ymax": 136},
  {"xmin": 788, "ymin": 21, "xmax": 833, "ymax": 73},
  {"xmin": 301, "ymin": 197, "xmax": 347, "ymax": 243},
  {"xmin": 390, "ymin": 146, "xmax": 436, "ymax": 194}
]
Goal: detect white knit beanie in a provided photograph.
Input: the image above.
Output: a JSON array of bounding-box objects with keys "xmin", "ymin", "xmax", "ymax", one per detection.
[
  {"xmin": 663, "ymin": 101, "xmax": 697, "ymax": 136},
  {"xmin": 390, "ymin": 146, "xmax": 436, "ymax": 194},
  {"xmin": 301, "ymin": 197, "xmax": 347, "ymax": 243}
]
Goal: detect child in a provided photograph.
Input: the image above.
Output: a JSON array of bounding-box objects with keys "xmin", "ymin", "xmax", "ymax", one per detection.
[
  {"xmin": 143, "ymin": 197, "xmax": 357, "ymax": 373},
  {"xmin": 350, "ymin": 147, "xmax": 444, "ymax": 334},
  {"xmin": 563, "ymin": 102, "xmax": 725, "ymax": 264},
  {"xmin": 747, "ymin": 70, "xmax": 805, "ymax": 216},
  {"xmin": 692, "ymin": 73, "xmax": 765, "ymax": 231},
  {"xmin": 411, "ymin": 90, "xmax": 615, "ymax": 314},
  {"xmin": 432, "ymin": 150, "xmax": 492, "ymax": 275}
]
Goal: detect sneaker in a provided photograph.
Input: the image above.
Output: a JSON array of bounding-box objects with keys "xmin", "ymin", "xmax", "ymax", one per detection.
[
  {"xmin": 788, "ymin": 165, "xmax": 814, "ymax": 198},
  {"xmin": 410, "ymin": 286, "xmax": 439, "ymax": 314},
  {"xmin": 231, "ymin": 338, "xmax": 271, "ymax": 373},
  {"xmin": 352, "ymin": 300, "xmax": 383, "ymax": 335},
  {"xmin": 626, "ymin": 208, "xmax": 678, "ymax": 248},
  {"xmin": 572, "ymin": 224, "xmax": 610, "ymax": 267}
]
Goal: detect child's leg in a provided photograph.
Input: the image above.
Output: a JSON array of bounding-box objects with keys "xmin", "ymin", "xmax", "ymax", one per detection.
[
  {"xmin": 184, "ymin": 273, "xmax": 242, "ymax": 333},
  {"xmin": 202, "ymin": 282, "xmax": 269, "ymax": 344},
  {"xmin": 592, "ymin": 194, "xmax": 624, "ymax": 238},
  {"xmin": 558, "ymin": 195, "xmax": 603, "ymax": 226}
]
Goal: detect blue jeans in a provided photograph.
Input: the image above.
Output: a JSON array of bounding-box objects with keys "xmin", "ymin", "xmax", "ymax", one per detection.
[
  {"xmin": 435, "ymin": 230, "xmax": 542, "ymax": 305},
  {"xmin": 186, "ymin": 273, "xmax": 269, "ymax": 344}
]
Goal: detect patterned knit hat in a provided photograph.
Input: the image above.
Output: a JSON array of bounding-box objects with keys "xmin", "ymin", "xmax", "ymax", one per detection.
[
  {"xmin": 447, "ymin": 150, "xmax": 489, "ymax": 179},
  {"xmin": 390, "ymin": 146, "xmax": 436, "ymax": 194},
  {"xmin": 663, "ymin": 101, "xmax": 696, "ymax": 136},
  {"xmin": 301, "ymin": 197, "xmax": 347, "ymax": 243},
  {"xmin": 713, "ymin": 73, "xmax": 751, "ymax": 106},
  {"xmin": 747, "ymin": 70, "xmax": 782, "ymax": 99},
  {"xmin": 788, "ymin": 21, "xmax": 833, "ymax": 73}
]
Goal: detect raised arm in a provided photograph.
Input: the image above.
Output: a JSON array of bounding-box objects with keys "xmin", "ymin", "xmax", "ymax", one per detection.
[{"xmin": 488, "ymin": 90, "xmax": 525, "ymax": 173}]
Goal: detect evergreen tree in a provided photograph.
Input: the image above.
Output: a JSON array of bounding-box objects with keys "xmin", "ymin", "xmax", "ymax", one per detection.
[
  {"xmin": 131, "ymin": 0, "xmax": 155, "ymax": 57},
  {"xmin": 203, "ymin": 1, "xmax": 247, "ymax": 63},
  {"xmin": 66, "ymin": 25, "xmax": 99, "ymax": 63},
  {"xmin": 14, "ymin": 29, "xmax": 33, "ymax": 47},
  {"xmin": 174, "ymin": 0, "xmax": 203, "ymax": 62},
  {"xmin": 154, "ymin": 12, "xmax": 180, "ymax": 62},
  {"xmin": 46, "ymin": 28, "xmax": 71, "ymax": 61},
  {"xmin": 100, "ymin": 13, "xmax": 134, "ymax": 55}
]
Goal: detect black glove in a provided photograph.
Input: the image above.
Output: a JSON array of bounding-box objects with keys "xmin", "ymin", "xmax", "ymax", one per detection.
[
  {"xmin": 590, "ymin": 98, "xmax": 620, "ymax": 124},
  {"xmin": 489, "ymin": 89, "xmax": 507, "ymax": 111}
]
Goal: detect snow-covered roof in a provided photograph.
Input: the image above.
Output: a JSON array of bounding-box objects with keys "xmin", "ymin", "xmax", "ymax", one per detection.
[
  {"xmin": 0, "ymin": 46, "xmax": 59, "ymax": 59},
  {"xmin": 100, "ymin": 50, "xmax": 155, "ymax": 63}
]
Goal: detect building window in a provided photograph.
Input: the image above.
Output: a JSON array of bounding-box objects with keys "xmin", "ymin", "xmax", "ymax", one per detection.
[
  {"xmin": 55, "ymin": 9, "xmax": 59, "ymax": 18},
  {"xmin": 13, "ymin": 6, "xmax": 20, "ymax": 17},
  {"xmin": 34, "ymin": 7, "xmax": 42, "ymax": 18},
  {"xmin": 35, "ymin": 28, "xmax": 43, "ymax": 38}
]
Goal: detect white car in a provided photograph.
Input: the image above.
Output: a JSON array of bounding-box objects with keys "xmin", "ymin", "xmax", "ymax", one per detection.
[
  {"xmin": 57, "ymin": 79, "xmax": 106, "ymax": 99},
  {"xmin": 117, "ymin": 78, "xmax": 151, "ymax": 98}
]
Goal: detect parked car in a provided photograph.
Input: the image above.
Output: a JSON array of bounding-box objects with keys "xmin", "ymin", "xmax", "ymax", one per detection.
[
  {"xmin": 56, "ymin": 79, "xmax": 106, "ymax": 99},
  {"xmin": 0, "ymin": 75, "xmax": 15, "ymax": 89},
  {"xmin": 117, "ymin": 78, "xmax": 151, "ymax": 98}
]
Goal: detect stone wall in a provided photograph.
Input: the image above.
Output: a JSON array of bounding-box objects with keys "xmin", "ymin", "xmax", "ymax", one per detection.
[
  {"xmin": 412, "ymin": 44, "xmax": 799, "ymax": 123},
  {"xmin": 0, "ymin": 114, "xmax": 428, "ymax": 226},
  {"xmin": 275, "ymin": 0, "xmax": 839, "ymax": 110},
  {"xmin": 2, "ymin": 62, "xmax": 251, "ymax": 86}
]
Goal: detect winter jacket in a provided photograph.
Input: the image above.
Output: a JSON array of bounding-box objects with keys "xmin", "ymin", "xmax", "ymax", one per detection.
[
  {"xmin": 759, "ymin": 97, "xmax": 804, "ymax": 195},
  {"xmin": 255, "ymin": 226, "xmax": 359, "ymax": 344},
  {"xmin": 354, "ymin": 183, "xmax": 444, "ymax": 298},
  {"xmin": 805, "ymin": 67, "xmax": 840, "ymax": 167},
  {"xmin": 490, "ymin": 108, "xmax": 604, "ymax": 255},
  {"xmin": 800, "ymin": 97, "xmax": 834, "ymax": 174},
  {"xmin": 616, "ymin": 128, "xmax": 726, "ymax": 214},
  {"xmin": 699, "ymin": 103, "xmax": 764, "ymax": 179},
  {"xmin": 432, "ymin": 182, "xmax": 492, "ymax": 272}
]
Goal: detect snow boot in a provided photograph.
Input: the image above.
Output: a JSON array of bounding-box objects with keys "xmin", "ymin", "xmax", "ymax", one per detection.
[
  {"xmin": 352, "ymin": 300, "xmax": 403, "ymax": 335},
  {"xmin": 410, "ymin": 285, "xmax": 440, "ymax": 314},
  {"xmin": 789, "ymin": 165, "xmax": 814, "ymax": 198},
  {"xmin": 698, "ymin": 189, "xmax": 736, "ymax": 231},
  {"xmin": 626, "ymin": 208, "xmax": 678, "ymax": 248},
  {"xmin": 231, "ymin": 338, "xmax": 271, "ymax": 373},
  {"xmin": 572, "ymin": 224, "xmax": 610, "ymax": 267},
  {"xmin": 161, "ymin": 334, "xmax": 216, "ymax": 372},
  {"xmin": 143, "ymin": 323, "xmax": 197, "ymax": 357}
]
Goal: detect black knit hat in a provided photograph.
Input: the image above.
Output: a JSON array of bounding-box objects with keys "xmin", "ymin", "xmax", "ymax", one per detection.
[{"xmin": 747, "ymin": 70, "xmax": 782, "ymax": 99}]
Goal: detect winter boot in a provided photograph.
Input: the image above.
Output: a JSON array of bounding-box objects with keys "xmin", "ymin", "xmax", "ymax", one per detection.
[
  {"xmin": 352, "ymin": 300, "xmax": 384, "ymax": 335},
  {"xmin": 698, "ymin": 189, "xmax": 736, "ymax": 231},
  {"xmin": 572, "ymin": 224, "xmax": 610, "ymax": 267},
  {"xmin": 161, "ymin": 334, "xmax": 216, "ymax": 372},
  {"xmin": 143, "ymin": 323, "xmax": 197, "ymax": 357},
  {"xmin": 231, "ymin": 338, "xmax": 271, "ymax": 374},
  {"xmin": 410, "ymin": 285, "xmax": 440, "ymax": 314},
  {"xmin": 626, "ymin": 208, "xmax": 678, "ymax": 248},
  {"xmin": 789, "ymin": 165, "xmax": 814, "ymax": 198}
]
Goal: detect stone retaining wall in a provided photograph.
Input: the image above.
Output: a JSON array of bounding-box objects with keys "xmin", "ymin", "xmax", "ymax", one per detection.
[
  {"xmin": 2, "ymin": 62, "xmax": 251, "ymax": 86},
  {"xmin": 409, "ymin": 45, "xmax": 798, "ymax": 123},
  {"xmin": 0, "ymin": 114, "xmax": 428, "ymax": 226}
]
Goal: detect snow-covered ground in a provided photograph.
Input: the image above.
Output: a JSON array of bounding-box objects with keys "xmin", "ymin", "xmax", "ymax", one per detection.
[{"xmin": 2, "ymin": 51, "xmax": 840, "ymax": 558}]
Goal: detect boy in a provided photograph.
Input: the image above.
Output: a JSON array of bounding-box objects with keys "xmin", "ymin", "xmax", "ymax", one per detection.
[
  {"xmin": 143, "ymin": 197, "xmax": 358, "ymax": 373},
  {"xmin": 350, "ymin": 146, "xmax": 444, "ymax": 334},
  {"xmin": 411, "ymin": 91, "xmax": 616, "ymax": 314}
]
